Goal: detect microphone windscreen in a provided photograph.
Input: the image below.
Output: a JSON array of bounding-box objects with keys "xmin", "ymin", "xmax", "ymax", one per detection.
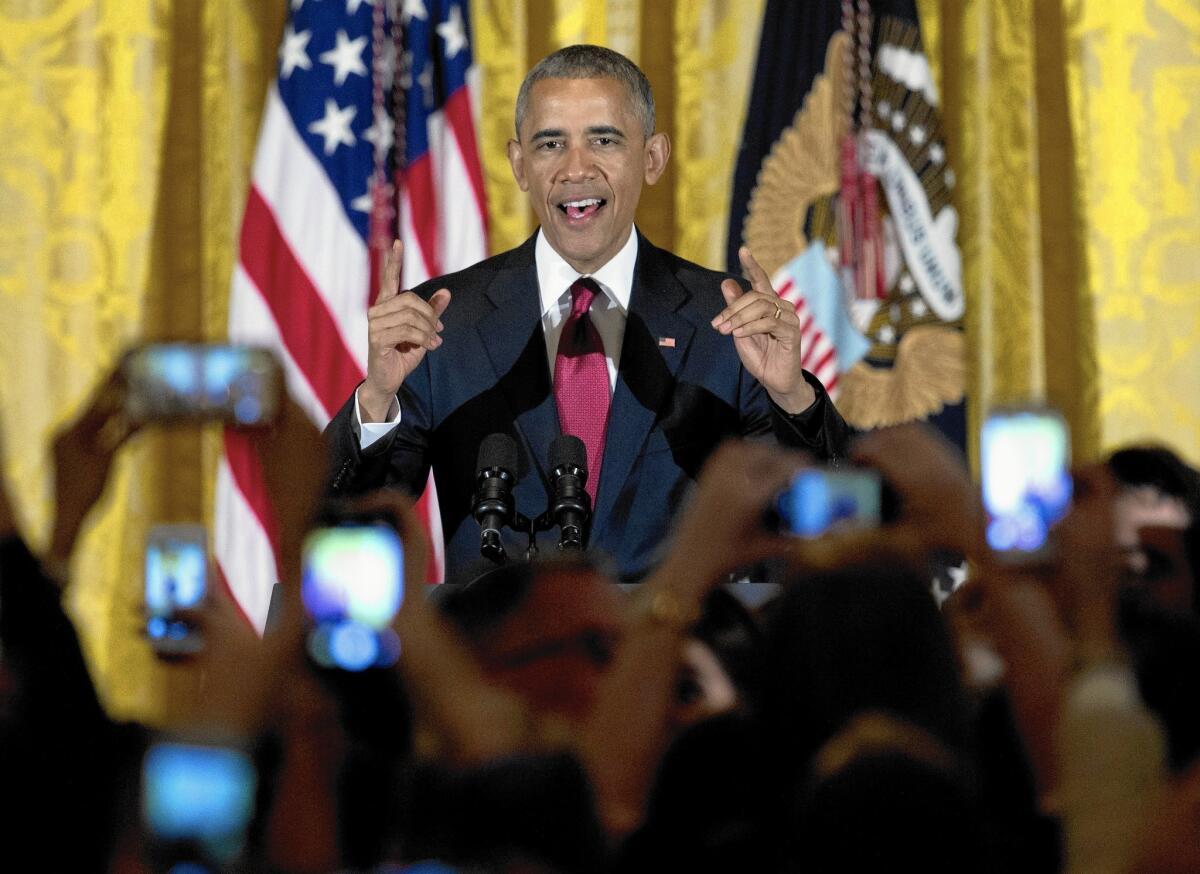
[
  {"xmin": 549, "ymin": 434, "xmax": 587, "ymax": 475},
  {"xmin": 477, "ymin": 432, "xmax": 518, "ymax": 474}
]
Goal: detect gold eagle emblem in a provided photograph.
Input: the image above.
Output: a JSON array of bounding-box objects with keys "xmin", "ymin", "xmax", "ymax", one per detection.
[{"xmin": 743, "ymin": 22, "xmax": 964, "ymax": 430}]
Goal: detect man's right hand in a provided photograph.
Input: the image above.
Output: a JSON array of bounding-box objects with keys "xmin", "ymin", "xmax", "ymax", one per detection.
[{"xmin": 360, "ymin": 239, "xmax": 451, "ymax": 422}]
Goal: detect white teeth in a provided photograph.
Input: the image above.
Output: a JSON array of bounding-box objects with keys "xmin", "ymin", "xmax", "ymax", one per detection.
[{"xmin": 563, "ymin": 198, "xmax": 601, "ymax": 208}]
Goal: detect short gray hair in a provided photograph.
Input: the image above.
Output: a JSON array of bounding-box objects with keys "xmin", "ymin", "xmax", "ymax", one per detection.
[{"xmin": 515, "ymin": 44, "xmax": 656, "ymax": 140}]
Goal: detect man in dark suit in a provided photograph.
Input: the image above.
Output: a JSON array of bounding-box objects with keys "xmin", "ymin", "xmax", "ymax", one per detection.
[{"xmin": 325, "ymin": 45, "xmax": 848, "ymax": 581}]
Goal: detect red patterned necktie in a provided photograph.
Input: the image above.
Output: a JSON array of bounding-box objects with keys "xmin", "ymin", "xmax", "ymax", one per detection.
[{"xmin": 554, "ymin": 278, "xmax": 610, "ymax": 501}]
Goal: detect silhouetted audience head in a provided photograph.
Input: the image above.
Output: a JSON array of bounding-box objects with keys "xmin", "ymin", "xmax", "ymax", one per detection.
[
  {"xmin": 793, "ymin": 713, "xmax": 984, "ymax": 872},
  {"xmin": 1107, "ymin": 445, "xmax": 1200, "ymax": 613},
  {"xmin": 761, "ymin": 555, "xmax": 971, "ymax": 769},
  {"xmin": 441, "ymin": 557, "xmax": 625, "ymax": 723}
]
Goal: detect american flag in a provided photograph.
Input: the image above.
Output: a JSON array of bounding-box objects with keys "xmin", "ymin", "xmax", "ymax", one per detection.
[{"xmin": 216, "ymin": 0, "xmax": 487, "ymax": 630}]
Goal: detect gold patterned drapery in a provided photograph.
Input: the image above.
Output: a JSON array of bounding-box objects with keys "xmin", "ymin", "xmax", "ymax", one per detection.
[
  {"xmin": 1, "ymin": 0, "xmax": 1197, "ymax": 722},
  {"xmin": 921, "ymin": 0, "xmax": 1200, "ymax": 465},
  {"xmin": 0, "ymin": 0, "xmax": 284, "ymax": 723}
]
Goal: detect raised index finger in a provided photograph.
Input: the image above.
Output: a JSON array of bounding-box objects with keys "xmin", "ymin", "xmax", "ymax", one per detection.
[
  {"xmin": 739, "ymin": 246, "xmax": 775, "ymax": 295},
  {"xmin": 377, "ymin": 239, "xmax": 403, "ymax": 302}
]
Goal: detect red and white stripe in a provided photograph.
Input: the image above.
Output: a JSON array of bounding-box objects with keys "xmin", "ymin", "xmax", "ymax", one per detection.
[
  {"xmin": 774, "ymin": 273, "xmax": 841, "ymax": 396},
  {"xmin": 217, "ymin": 72, "xmax": 486, "ymax": 630},
  {"xmin": 398, "ymin": 74, "xmax": 488, "ymax": 286}
]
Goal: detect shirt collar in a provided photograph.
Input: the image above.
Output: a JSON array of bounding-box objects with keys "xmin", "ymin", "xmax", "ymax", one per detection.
[{"xmin": 535, "ymin": 226, "xmax": 638, "ymax": 317}]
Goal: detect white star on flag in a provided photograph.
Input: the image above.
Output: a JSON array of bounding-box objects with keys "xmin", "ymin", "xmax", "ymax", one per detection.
[
  {"xmin": 279, "ymin": 25, "xmax": 313, "ymax": 79},
  {"xmin": 319, "ymin": 29, "xmax": 368, "ymax": 87},
  {"xmin": 437, "ymin": 4, "xmax": 468, "ymax": 58},
  {"xmin": 351, "ymin": 188, "xmax": 374, "ymax": 213},
  {"xmin": 308, "ymin": 99, "xmax": 358, "ymax": 154},
  {"xmin": 364, "ymin": 104, "xmax": 395, "ymax": 158},
  {"xmin": 291, "ymin": 0, "xmax": 305, "ymax": 9},
  {"xmin": 402, "ymin": 0, "xmax": 427, "ymax": 23},
  {"xmin": 346, "ymin": 0, "xmax": 374, "ymax": 12}
]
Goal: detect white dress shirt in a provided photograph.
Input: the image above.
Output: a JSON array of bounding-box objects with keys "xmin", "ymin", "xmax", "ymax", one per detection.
[{"xmin": 356, "ymin": 227, "xmax": 638, "ymax": 449}]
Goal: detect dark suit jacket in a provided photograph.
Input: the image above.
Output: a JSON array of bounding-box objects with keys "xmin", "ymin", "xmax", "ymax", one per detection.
[{"xmin": 325, "ymin": 232, "xmax": 849, "ymax": 581}]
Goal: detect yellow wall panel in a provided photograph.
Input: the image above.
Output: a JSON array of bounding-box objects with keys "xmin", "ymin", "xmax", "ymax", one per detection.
[{"xmin": 1069, "ymin": 1, "xmax": 1200, "ymax": 461}]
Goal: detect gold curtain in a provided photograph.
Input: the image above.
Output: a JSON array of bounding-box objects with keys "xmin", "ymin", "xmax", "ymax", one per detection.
[
  {"xmin": 922, "ymin": 0, "xmax": 1200, "ymax": 466},
  {"xmin": 2, "ymin": 0, "xmax": 1196, "ymax": 720},
  {"xmin": 0, "ymin": 0, "xmax": 284, "ymax": 723}
]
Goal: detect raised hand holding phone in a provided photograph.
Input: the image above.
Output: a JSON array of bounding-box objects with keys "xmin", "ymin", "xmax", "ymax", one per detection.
[
  {"xmin": 980, "ymin": 407, "xmax": 1072, "ymax": 563},
  {"xmin": 47, "ymin": 368, "xmax": 142, "ymax": 578},
  {"xmin": 141, "ymin": 739, "xmax": 258, "ymax": 871},
  {"xmin": 301, "ymin": 521, "xmax": 405, "ymax": 671},
  {"xmin": 144, "ymin": 524, "xmax": 208, "ymax": 656},
  {"xmin": 123, "ymin": 344, "xmax": 282, "ymax": 426},
  {"xmin": 776, "ymin": 468, "xmax": 882, "ymax": 538},
  {"xmin": 360, "ymin": 239, "xmax": 452, "ymax": 422}
]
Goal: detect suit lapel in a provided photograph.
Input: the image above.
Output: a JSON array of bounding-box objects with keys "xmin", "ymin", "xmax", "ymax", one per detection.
[
  {"xmin": 476, "ymin": 236, "xmax": 559, "ymax": 484},
  {"xmin": 592, "ymin": 236, "xmax": 699, "ymax": 537}
]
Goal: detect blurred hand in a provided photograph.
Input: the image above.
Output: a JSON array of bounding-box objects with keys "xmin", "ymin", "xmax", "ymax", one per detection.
[
  {"xmin": 344, "ymin": 489, "xmax": 546, "ymax": 764},
  {"xmin": 983, "ymin": 570, "xmax": 1074, "ymax": 785},
  {"xmin": 360, "ymin": 240, "xmax": 451, "ymax": 421},
  {"xmin": 170, "ymin": 580, "xmax": 273, "ymax": 734},
  {"xmin": 660, "ymin": 440, "xmax": 808, "ymax": 597},
  {"xmin": 241, "ymin": 393, "xmax": 329, "ymax": 585},
  {"xmin": 1129, "ymin": 760, "xmax": 1200, "ymax": 874},
  {"xmin": 48, "ymin": 368, "xmax": 140, "ymax": 571},
  {"xmin": 1049, "ymin": 464, "xmax": 1123, "ymax": 661},
  {"xmin": 851, "ymin": 422, "xmax": 983, "ymax": 559},
  {"xmin": 339, "ymin": 487, "xmax": 432, "ymax": 598}
]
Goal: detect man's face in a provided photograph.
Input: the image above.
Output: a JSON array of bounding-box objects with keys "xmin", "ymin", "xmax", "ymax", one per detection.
[{"xmin": 508, "ymin": 76, "xmax": 669, "ymax": 274}]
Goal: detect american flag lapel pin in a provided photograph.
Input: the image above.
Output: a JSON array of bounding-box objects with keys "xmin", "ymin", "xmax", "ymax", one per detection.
[{"xmin": 658, "ymin": 337, "xmax": 676, "ymax": 348}]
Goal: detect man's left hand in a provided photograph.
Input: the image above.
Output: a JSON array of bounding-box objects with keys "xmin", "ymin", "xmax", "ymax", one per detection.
[{"xmin": 712, "ymin": 246, "xmax": 815, "ymax": 414}]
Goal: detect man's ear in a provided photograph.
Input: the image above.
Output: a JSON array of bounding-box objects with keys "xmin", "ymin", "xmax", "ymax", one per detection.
[
  {"xmin": 507, "ymin": 139, "xmax": 529, "ymax": 192},
  {"xmin": 643, "ymin": 132, "xmax": 670, "ymax": 185}
]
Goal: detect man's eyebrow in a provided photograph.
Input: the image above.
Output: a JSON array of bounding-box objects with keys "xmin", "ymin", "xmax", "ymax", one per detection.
[{"xmin": 527, "ymin": 125, "xmax": 627, "ymax": 142}]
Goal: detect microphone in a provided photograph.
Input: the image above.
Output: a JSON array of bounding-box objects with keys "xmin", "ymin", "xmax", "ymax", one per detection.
[
  {"xmin": 472, "ymin": 433, "xmax": 519, "ymax": 563},
  {"xmin": 547, "ymin": 435, "xmax": 591, "ymax": 550}
]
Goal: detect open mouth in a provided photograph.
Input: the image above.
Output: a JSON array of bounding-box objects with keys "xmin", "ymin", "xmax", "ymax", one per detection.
[{"xmin": 558, "ymin": 197, "xmax": 607, "ymax": 221}]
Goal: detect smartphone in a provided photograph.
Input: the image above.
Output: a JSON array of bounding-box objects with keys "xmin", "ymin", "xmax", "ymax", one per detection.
[
  {"xmin": 981, "ymin": 407, "xmax": 1072, "ymax": 561},
  {"xmin": 145, "ymin": 525, "xmax": 207, "ymax": 655},
  {"xmin": 142, "ymin": 740, "xmax": 257, "ymax": 869},
  {"xmin": 777, "ymin": 468, "xmax": 882, "ymax": 538},
  {"xmin": 123, "ymin": 343, "xmax": 281, "ymax": 425},
  {"xmin": 301, "ymin": 524, "xmax": 404, "ymax": 671}
]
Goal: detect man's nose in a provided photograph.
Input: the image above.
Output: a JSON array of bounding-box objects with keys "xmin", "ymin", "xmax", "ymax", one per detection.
[{"xmin": 558, "ymin": 144, "xmax": 595, "ymax": 182}]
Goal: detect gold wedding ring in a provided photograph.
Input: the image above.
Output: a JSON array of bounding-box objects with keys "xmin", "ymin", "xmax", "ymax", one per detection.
[{"xmin": 772, "ymin": 301, "xmax": 783, "ymax": 320}]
